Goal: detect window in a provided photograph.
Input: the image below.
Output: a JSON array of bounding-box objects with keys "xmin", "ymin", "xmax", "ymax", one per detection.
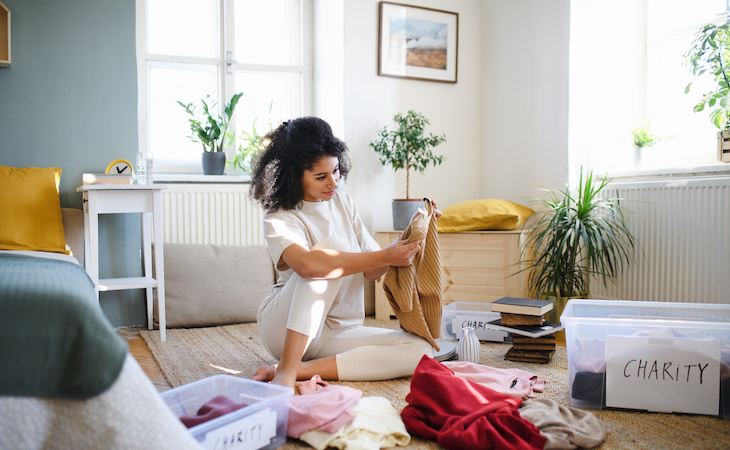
[
  {"xmin": 569, "ymin": 0, "xmax": 727, "ymax": 178},
  {"xmin": 136, "ymin": 0, "xmax": 311, "ymax": 174}
]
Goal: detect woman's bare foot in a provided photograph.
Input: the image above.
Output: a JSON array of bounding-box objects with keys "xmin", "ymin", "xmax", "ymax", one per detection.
[{"xmin": 252, "ymin": 364, "xmax": 276, "ymax": 382}]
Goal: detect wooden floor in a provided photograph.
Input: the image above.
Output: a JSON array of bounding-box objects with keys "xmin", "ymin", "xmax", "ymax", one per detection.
[{"xmin": 116, "ymin": 328, "xmax": 171, "ymax": 393}]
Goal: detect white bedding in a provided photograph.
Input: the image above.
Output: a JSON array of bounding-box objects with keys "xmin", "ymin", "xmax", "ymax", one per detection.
[
  {"xmin": 0, "ymin": 355, "xmax": 203, "ymax": 450},
  {"xmin": 0, "ymin": 249, "xmax": 80, "ymax": 265}
]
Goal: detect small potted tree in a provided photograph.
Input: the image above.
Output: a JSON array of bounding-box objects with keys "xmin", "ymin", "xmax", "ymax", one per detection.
[
  {"xmin": 370, "ymin": 110, "xmax": 446, "ymax": 229},
  {"xmin": 684, "ymin": 22, "xmax": 730, "ymax": 162},
  {"xmin": 518, "ymin": 168, "xmax": 637, "ymax": 331},
  {"xmin": 178, "ymin": 92, "xmax": 243, "ymax": 175}
]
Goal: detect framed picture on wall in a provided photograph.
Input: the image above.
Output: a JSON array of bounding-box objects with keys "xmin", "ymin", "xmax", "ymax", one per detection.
[{"xmin": 378, "ymin": 1, "xmax": 458, "ymax": 83}]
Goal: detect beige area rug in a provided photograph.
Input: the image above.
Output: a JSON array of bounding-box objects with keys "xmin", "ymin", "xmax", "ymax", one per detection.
[{"xmin": 142, "ymin": 318, "xmax": 730, "ymax": 450}]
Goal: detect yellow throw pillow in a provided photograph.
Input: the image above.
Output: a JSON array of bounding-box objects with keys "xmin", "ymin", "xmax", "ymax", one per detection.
[
  {"xmin": 0, "ymin": 165, "xmax": 69, "ymax": 254},
  {"xmin": 437, "ymin": 198, "xmax": 535, "ymax": 233}
]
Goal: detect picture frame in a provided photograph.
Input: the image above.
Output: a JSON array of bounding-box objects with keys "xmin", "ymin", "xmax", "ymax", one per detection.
[{"xmin": 378, "ymin": 1, "xmax": 458, "ymax": 83}]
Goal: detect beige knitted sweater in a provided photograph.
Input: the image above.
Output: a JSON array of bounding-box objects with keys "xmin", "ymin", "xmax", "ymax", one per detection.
[{"xmin": 382, "ymin": 199, "xmax": 443, "ymax": 351}]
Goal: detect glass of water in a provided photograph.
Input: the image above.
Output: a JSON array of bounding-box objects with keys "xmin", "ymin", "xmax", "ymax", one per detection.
[{"xmin": 135, "ymin": 152, "xmax": 153, "ymax": 185}]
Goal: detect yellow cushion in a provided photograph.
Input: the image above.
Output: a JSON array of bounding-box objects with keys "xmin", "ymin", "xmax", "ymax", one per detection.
[
  {"xmin": 437, "ymin": 198, "xmax": 535, "ymax": 233},
  {"xmin": 0, "ymin": 166, "xmax": 69, "ymax": 254}
]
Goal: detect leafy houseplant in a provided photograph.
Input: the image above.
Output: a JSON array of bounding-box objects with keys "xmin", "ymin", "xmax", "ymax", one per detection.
[
  {"xmin": 684, "ymin": 22, "xmax": 730, "ymax": 162},
  {"xmin": 684, "ymin": 22, "xmax": 730, "ymax": 130},
  {"xmin": 178, "ymin": 92, "xmax": 243, "ymax": 174},
  {"xmin": 519, "ymin": 168, "xmax": 637, "ymax": 323},
  {"xmin": 631, "ymin": 119, "xmax": 663, "ymax": 167},
  {"xmin": 227, "ymin": 119, "xmax": 271, "ymax": 175},
  {"xmin": 227, "ymin": 102, "xmax": 274, "ymax": 175},
  {"xmin": 369, "ymin": 110, "xmax": 446, "ymax": 229}
]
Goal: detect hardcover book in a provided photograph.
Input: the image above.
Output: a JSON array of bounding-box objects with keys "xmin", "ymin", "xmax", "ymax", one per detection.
[
  {"xmin": 490, "ymin": 297, "xmax": 554, "ymax": 316},
  {"xmin": 485, "ymin": 319, "xmax": 563, "ymax": 338}
]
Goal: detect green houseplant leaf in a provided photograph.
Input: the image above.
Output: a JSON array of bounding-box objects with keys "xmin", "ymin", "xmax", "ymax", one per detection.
[
  {"xmin": 369, "ymin": 110, "xmax": 446, "ymax": 199},
  {"xmin": 518, "ymin": 167, "xmax": 637, "ymax": 299},
  {"xmin": 684, "ymin": 22, "xmax": 730, "ymax": 130},
  {"xmin": 227, "ymin": 100, "xmax": 274, "ymax": 175},
  {"xmin": 178, "ymin": 92, "xmax": 244, "ymax": 152}
]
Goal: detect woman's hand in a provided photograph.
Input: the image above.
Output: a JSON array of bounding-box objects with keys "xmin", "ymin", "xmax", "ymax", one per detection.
[
  {"xmin": 432, "ymin": 200, "xmax": 442, "ymax": 220},
  {"xmin": 383, "ymin": 237, "xmax": 424, "ymax": 267},
  {"xmin": 410, "ymin": 199, "xmax": 442, "ymax": 222}
]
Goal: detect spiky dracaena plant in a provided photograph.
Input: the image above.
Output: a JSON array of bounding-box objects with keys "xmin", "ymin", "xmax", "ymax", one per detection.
[{"xmin": 521, "ymin": 168, "xmax": 637, "ymax": 299}]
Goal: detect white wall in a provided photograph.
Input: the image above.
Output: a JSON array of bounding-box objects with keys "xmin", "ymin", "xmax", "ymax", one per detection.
[
  {"xmin": 314, "ymin": 0, "xmax": 571, "ymax": 232},
  {"xmin": 480, "ymin": 0, "xmax": 571, "ymax": 205}
]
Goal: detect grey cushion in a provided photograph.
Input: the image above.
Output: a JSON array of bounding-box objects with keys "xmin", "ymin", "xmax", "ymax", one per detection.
[{"xmin": 157, "ymin": 243, "xmax": 275, "ymax": 328}]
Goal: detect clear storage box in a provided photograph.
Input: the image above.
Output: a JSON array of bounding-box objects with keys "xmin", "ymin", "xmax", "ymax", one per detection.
[
  {"xmin": 561, "ymin": 299, "xmax": 730, "ymax": 419},
  {"xmin": 442, "ymin": 301, "xmax": 508, "ymax": 342},
  {"xmin": 160, "ymin": 375, "xmax": 293, "ymax": 449}
]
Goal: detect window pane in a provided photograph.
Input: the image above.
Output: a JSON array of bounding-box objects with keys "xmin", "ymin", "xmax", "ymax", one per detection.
[
  {"xmin": 147, "ymin": 0, "xmax": 219, "ymax": 58},
  {"xmin": 231, "ymin": 70, "xmax": 301, "ymax": 159},
  {"xmin": 148, "ymin": 62, "xmax": 218, "ymax": 163},
  {"xmin": 234, "ymin": 0, "xmax": 301, "ymax": 65},
  {"xmin": 234, "ymin": 70, "xmax": 301, "ymax": 132}
]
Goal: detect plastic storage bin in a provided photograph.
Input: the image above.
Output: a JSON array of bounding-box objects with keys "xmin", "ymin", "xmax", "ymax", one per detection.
[
  {"xmin": 160, "ymin": 375, "xmax": 293, "ymax": 449},
  {"xmin": 442, "ymin": 301, "xmax": 508, "ymax": 342},
  {"xmin": 561, "ymin": 299, "xmax": 730, "ymax": 419}
]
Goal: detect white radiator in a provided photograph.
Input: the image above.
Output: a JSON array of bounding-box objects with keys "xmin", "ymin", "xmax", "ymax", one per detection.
[
  {"xmin": 591, "ymin": 176, "xmax": 730, "ymax": 304},
  {"xmin": 161, "ymin": 184, "xmax": 266, "ymax": 246}
]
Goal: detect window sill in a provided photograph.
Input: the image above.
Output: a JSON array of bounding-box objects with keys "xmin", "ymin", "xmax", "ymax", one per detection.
[
  {"xmin": 153, "ymin": 174, "xmax": 251, "ymax": 183},
  {"xmin": 608, "ymin": 162, "xmax": 730, "ymax": 182}
]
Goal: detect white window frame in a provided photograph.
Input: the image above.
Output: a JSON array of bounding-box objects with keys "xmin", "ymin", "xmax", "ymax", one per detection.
[
  {"xmin": 135, "ymin": 0, "xmax": 313, "ymax": 176},
  {"xmin": 568, "ymin": 0, "xmax": 730, "ymax": 184}
]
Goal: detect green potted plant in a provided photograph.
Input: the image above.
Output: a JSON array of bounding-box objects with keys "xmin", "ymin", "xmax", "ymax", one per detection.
[
  {"xmin": 227, "ymin": 102, "xmax": 274, "ymax": 175},
  {"xmin": 684, "ymin": 22, "xmax": 730, "ymax": 162},
  {"xmin": 631, "ymin": 119, "xmax": 663, "ymax": 167},
  {"xmin": 178, "ymin": 92, "xmax": 243, "ymax": 175},
  {"xmin": 369, "ymin": 110, "xmax": 446, "ymax": 229},
  {"xmin": 518, "ymin": 167, "xmax": 637, "ymax": 328}
]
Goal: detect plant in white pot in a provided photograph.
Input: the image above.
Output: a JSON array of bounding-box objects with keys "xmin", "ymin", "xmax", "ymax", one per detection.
[
  {"xmin": 631, "ymin": 119, "xmax": 663, "ymax": 168},
  {"xmin": 370, "ymin": 110, "xmax": 446, "ymax": 230},
  {"xmin": 178, "ymin": 92, "xmax": 243, "ymax": 175},
  {"xmin": 684, "ymin": 22, "xmax": 730, "ymax": 162}
]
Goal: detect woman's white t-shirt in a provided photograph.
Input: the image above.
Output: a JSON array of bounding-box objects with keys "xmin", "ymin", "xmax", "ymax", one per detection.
[{"xmin": 261, "ymin": 190, "xmax": 381, "ymax": 329}]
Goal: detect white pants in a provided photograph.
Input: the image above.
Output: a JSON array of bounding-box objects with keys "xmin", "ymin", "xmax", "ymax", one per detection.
[{"xmin": 257, "ymin": 236, "xmax": 433, "ymax": 381}]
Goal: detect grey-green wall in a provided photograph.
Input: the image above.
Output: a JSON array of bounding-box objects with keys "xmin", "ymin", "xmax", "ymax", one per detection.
[{"xmin": 0, "ymin": 0, "xmax": 147, "ymax": 327}]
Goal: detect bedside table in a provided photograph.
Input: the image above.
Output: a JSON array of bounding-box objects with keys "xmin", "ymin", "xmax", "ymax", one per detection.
[{"xmin": 77, "ymin": 184, "xmax": 168, "ymax": 341}]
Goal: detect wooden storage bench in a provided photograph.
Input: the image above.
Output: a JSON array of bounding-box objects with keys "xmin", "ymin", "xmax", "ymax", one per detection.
[{"xmin": 374, "ymin": 230, "xmax": 530, "ymax": 321}]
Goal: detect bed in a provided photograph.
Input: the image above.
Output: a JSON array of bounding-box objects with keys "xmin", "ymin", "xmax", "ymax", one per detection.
[{"xmin": 0, "ymin": 165, "xmax": 201, "ymax": 449}]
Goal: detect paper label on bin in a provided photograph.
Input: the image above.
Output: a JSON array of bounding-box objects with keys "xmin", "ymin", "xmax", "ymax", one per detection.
[
  {"xmin": 453, "ymin": 315, "xmax": 507, "ymax": 342},
  {"xmin": 605, "ymin": 335, "xmax": 720, "ymax": 415},
  {"xmin": 201, "ymin": 407, "xmax": 277, "ymax": 450}
]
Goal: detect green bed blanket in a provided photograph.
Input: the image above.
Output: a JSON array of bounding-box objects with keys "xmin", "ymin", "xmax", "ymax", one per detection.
[{"xmin": 0, "ymin": 253, "xmax": 127, "ymax": 399}]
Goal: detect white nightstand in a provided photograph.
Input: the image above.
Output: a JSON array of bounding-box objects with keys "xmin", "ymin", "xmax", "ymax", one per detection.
[{"xmin": 76, "ymin": 184, "xmax": 168, "ymax": 341}]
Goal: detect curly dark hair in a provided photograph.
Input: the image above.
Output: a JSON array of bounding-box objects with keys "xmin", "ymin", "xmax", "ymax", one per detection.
[{"xmin": 249, "ymin": 116, "xmax": 351, "ymax": 211}]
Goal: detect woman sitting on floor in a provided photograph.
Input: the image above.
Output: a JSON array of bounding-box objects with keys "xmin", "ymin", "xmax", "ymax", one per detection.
[{"xmin": 249, "ymin": 116, "xmax": 439, "ymax": 390}]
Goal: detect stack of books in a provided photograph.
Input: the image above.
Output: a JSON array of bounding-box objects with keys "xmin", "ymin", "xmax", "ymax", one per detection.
[{"xmin": 488, "ymin": 297, "xmax": 561, "ymax": 364}]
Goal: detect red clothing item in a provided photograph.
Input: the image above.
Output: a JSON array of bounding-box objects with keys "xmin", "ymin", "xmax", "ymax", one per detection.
[{"xmin": 401, "ymin": 356, "xmax": 546, "ymax": 450}]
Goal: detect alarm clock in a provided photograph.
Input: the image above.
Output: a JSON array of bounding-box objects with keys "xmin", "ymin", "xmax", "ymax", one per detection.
[{"xmin": 105, "ymin": 159, "xmax": 134, "ymax": 175}]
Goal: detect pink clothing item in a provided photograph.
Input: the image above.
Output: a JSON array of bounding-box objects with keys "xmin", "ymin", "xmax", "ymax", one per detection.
[
  {"xmin": 179, "ymin": 395, "xmax": 247, "ymax": 428},
  {"xmin": 443, "ymin": 361, "xmax": 546, "ymax": 398},
  {"xmin": 288, "ymin": 375, "xmax": 363, "ymax": 438}
]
